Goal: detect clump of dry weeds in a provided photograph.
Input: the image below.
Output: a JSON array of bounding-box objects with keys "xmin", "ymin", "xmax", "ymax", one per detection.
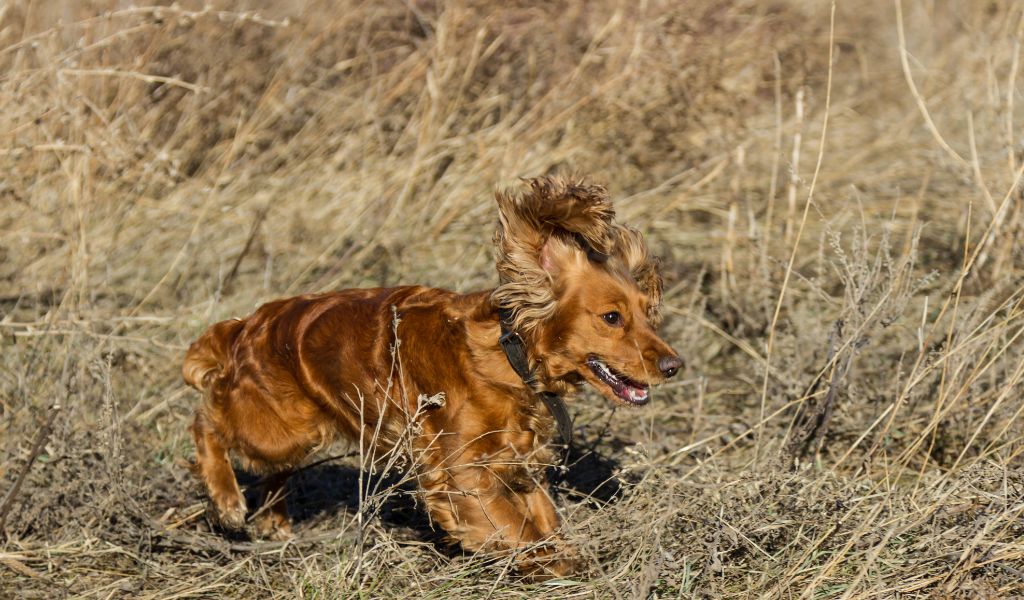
[{"xmin": 2, "ymin": 1, "xmax": 1023, "ymax": 598}]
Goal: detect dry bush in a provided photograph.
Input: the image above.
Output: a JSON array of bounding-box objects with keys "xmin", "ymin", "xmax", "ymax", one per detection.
[{"xmin": 1, "ymin": 0, "xmax": 1023, "ymax": 598}]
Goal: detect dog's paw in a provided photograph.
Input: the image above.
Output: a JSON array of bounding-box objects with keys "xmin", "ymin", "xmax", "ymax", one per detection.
[
  {"xmin": 515, "ymin": 542, "xmax": 579, "ymax": 580},
  {"xmin": 254, "ymin": 512, "xmax": 293, "ymax": 541},
  {"xmin": 538, "ymin": 549, "xmax": 579, "ymax": 580},
  {"xmin": 212, "ymin": 495, "xmax": 248, "ymax": 530}
]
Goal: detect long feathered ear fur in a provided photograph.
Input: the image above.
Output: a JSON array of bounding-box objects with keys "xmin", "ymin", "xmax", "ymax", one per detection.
[
  {"xmin": 611, "ymin": 224, "xmax": 664, "ymax": 325},
  {"xmin": 491, "ymin": 176, "xmax": 615, "ymax": 333}
]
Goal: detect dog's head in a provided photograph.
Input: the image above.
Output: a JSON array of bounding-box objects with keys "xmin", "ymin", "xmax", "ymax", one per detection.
[{"xmin": 492, "ymin": 177, "xmax": 681, "ymax": 406}]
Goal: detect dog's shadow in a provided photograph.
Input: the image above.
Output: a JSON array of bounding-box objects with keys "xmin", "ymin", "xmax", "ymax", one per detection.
[
  {"xmin": 236, "ymin": 465, "xmax": 442, "ymax": 545},
  {"xmin": 553, "ymin": 443, "xmax": 625, "ymax": 504},
  {"xmin": 235, "ymin": 443, "xmax": 624, "ymax": 546}
]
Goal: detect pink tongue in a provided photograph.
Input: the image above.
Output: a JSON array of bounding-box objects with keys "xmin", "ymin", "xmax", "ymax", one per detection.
[{"xmin": 619, "ymin": 384, "xmax": 648, "ymax": 403}]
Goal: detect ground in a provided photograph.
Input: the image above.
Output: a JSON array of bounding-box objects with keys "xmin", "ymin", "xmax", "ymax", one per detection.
[{"xmin": 1, "ymin": 1, "xmax": 1023, "ymax": 598}]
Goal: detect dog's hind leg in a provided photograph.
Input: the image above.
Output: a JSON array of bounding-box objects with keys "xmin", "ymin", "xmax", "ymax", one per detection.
[
  {"xmin": 254, "ymin": 471, "xmax": 292, "ymax": 540},
  {"xmin": 190, "ymin": 410, "xmax": 247, "ymax": 529}
]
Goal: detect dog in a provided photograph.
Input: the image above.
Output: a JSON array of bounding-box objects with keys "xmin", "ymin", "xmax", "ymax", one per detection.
[{"xmin": 182, "ymin": 176, "xmax": 681, "ymax": 577}]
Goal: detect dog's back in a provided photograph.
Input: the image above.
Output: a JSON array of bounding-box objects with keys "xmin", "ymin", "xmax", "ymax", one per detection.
[{"xmin": 183, "ymin": 287, "xmax": 454, "ymax": 468}]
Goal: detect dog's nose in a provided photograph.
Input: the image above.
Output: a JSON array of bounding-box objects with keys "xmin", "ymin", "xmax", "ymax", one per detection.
[{"xmin": 658, "ymin": 355, "xmax": 682, "ymax": 378}]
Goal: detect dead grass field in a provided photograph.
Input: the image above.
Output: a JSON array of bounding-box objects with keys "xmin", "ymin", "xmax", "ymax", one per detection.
[{"xmin": 2, "ymin": 1, "xmax": 1024, "ymax": 597}]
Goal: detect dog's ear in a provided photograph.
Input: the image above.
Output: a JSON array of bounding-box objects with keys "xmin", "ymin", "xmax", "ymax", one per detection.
[
  {"xmin": 492, "ymin": 176, "xmax": 615, "ymax": 333},
  {"xmin": 538, "ymin": 234, "xmax": 584, "ymax": 278},
  {"xmin": 612, "ymin": 225, "xmax": 664, "ymax": 325},
  {"xmin": 539, "ymin": 236, "xmax": 562, "ymax": 276},
  {"xmin": 494, "ymin": 176, "xmax": 615, "ymax": 252}
]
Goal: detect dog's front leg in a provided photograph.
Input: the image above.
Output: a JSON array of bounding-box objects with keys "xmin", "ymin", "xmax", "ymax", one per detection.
[
  {"xmin": 419, "ymin": 461, "xmax": 574, "ymax": 578},
  {"xmin": 521, "ymin": 483, "xmax": 558, "ymax": 536},
  {"xmin": 518, "ymin": 483, "xmax": 577, "ymax": 577}
]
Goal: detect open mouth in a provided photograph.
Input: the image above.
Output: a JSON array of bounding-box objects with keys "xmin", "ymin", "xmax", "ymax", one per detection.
[{"xmin": 586, "ymin": 356, "xmax": 650, "ymax": 405}]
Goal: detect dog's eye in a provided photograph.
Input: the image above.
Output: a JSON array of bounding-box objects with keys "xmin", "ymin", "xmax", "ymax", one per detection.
[{"xmin": 602, "ymin": 311, "xmax": 622, "ymax": 326}]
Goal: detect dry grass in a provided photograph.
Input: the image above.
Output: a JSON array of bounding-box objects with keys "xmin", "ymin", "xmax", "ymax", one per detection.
[{"xmin": 2, "ymin": 0, "xmax": 1023, "ymax": 597}]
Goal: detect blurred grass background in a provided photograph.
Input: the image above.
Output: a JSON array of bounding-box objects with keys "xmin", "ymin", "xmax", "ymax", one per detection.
[{"xmin": 1, "ymin": 1, "xmax": 1023, "ymax": 597}]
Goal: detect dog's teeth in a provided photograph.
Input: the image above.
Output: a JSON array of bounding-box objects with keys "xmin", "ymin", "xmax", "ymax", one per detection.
[{"xmin": 590, "ymin": 357, "xmax": 649, "ymax": 403}]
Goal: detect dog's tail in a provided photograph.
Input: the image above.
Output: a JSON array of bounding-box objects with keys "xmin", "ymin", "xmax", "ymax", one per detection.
[{"xmin": 182, "ymin": 318, "xmax": 244, "ymax": 394}]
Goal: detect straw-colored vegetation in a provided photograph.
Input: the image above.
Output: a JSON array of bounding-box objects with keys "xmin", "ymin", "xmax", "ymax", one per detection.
[{"xmin": 2, "ymin": 1, "xmax": 1023, "ymax": 597}]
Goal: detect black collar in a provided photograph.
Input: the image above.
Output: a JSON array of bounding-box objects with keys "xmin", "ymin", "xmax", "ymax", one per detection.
[
  {"xmin": 497, "ymin": 307, "xmax": 534, "ymax": 384},
  {"xmin": 497, "ymin": 308, "xmax": 573, "ymax": 451}
]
